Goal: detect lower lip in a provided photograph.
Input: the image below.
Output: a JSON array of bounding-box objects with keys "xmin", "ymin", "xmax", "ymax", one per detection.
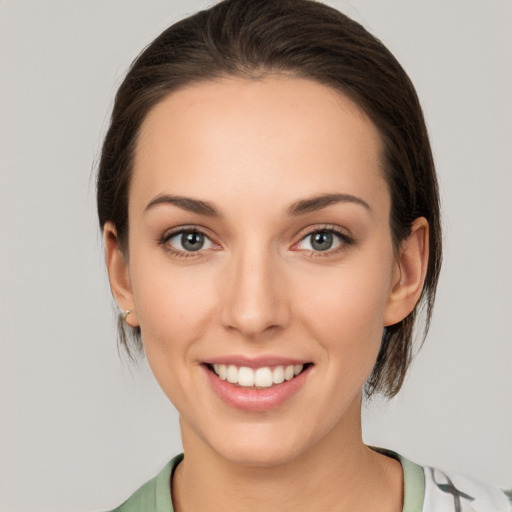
[{"xmin": 203, "ymin": 365, "xmax": 311, "ymax": 412}]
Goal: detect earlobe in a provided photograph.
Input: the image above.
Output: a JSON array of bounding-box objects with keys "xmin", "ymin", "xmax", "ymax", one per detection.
[
  {"xmin": 103, "ymin": 222, "xmax": 138, "ymax": 327},
  {"xmin": 384, "ymin": 217, "xmax": 429, "ymax": 326}
]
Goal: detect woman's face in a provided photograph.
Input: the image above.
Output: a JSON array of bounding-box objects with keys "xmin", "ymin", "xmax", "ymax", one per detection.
[{"xmin": 113, "ymin": 76, "xmax": 409, "ymax": 465}]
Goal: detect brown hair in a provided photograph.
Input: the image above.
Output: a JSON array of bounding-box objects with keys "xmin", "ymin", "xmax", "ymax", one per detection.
[{"xmin": 97, "ymin": 0, "xmax": 442, "ymax": 397}]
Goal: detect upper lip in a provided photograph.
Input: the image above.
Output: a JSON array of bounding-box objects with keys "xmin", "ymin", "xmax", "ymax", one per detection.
[{"xmin": 203, "ymin": 355, "xmax": 311, "ymax": 368}]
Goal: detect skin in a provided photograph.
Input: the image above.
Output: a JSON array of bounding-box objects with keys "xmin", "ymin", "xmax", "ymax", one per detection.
[{"xmin": 105, "ymin": 76, "xmax": 429, "ymax": 512}]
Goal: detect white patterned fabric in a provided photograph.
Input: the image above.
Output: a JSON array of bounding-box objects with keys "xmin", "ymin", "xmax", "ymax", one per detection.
[{"xmin": 422, "ymin": 466, "xmax": 512, "ymax": 512}]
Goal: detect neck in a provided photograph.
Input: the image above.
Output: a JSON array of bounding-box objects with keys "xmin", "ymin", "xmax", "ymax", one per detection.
[{"xmin": 172, "ymin": 399, "xmax": 403, "ymax": 512}]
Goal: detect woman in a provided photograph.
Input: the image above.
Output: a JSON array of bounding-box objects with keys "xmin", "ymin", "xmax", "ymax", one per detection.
[{"xmin": 97, "ymin": 0, "xmax": 511, "ymax": 510}]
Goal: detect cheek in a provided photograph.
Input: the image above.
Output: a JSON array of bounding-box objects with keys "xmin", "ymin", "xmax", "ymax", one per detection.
[
  {"xmin": 130, "ymin": 258, "xmax": 216, "ymax": 352},
  {"xmin": 293, "ymin": 252, "xmax": 394, "ymax": 358},
  {"xmin": 128, "ymin": 261, "xmax": 218, "ymax": 409}
]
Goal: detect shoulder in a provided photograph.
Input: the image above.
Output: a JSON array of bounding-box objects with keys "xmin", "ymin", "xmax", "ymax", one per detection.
[
  {"xmin": 106, "ymin": 454, "xmax": 183, "ymax": 512},
  {"xmin": 376, "ymin": 448, "xmax": 512, "ymax": 512},
  {"xmin": 421, "ymin": 465, "xmax": 512, "ymax": 512}
]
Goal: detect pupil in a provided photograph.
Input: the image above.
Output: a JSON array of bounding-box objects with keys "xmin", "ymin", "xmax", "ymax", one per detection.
[
  {"xmin": 182, "ymin": 232, "xmax": 204, "ymax": 251},
  {"xmin": 311, "ymin": 232, "xmax": 332, "ymax": 251}
]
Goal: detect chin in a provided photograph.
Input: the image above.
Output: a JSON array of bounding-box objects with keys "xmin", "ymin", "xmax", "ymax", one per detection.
[
  {"xmin": 200, "ymin": 419, "xmax": 321, "ymax": 468},
  {"xmin": 215, "ymin": 439, "xmax": 305, "ymax": 468}
]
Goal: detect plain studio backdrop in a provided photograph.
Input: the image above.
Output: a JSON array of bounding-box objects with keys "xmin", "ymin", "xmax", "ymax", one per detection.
[{"xmin": 0, "ymin": 1, "xmax": 511, "ymax": 511}]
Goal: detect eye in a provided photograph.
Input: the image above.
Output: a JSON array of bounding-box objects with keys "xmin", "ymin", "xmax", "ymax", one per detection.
[
  {"xmin": 165, "ymin": 230, "xmax": 215, "ymax": 253},
  {"xmin": 294, "ymin": 228, "xmax": 352, "ymax": 253}
]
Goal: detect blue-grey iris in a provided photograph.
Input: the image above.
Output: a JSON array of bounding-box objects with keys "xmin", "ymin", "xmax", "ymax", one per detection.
[
  {"xmin": 311, "ymin": 232, "xmax": 333, "ymax": 251},
  {"xmin": 182, "ymin": 232, "xmax": 205, "ymax": 251}
]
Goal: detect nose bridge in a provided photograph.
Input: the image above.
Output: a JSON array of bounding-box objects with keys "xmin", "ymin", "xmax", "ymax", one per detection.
[{"xmin": 220, "ymin": 237, "xmax": 288, "ymax": 336}]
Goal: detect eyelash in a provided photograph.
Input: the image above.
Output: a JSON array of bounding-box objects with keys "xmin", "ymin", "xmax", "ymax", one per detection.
[
  {"xmin": 292, "ymin": 225, "xmax": 355, "ymax": 258},
  {"xmin": 158, "ymin": 225, "xmax": 354, "ymax": 258},
  {"xmin": 159, "ymin": 227, "xmax": 217, "ymax": 259}
]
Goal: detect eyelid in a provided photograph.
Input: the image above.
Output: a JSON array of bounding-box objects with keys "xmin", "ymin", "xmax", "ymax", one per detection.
[
  {"xmin": 157, "ymin": 224, "xmax": 354, "ymax": 258},
  {"xmin": 291, "ymin": 224, "xmax": 355, "ymax": 254},
  {"xmin": 159, "ymin": 225, "xmax": 220, "ymax": 256}
]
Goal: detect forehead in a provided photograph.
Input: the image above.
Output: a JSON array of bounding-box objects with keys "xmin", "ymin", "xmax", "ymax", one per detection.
[{"xmin": 132, "ymin": 76, "xmax": 388, "ymax": 213}]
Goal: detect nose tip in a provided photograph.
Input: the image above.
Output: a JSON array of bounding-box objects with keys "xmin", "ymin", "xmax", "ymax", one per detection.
[
  {"xmin": 225, "ymin": 307, "xmax": 281, "ymax": 337},
  {"xmin": 220, "ymin": 254, "xmax": 289, "ymax": 337}
]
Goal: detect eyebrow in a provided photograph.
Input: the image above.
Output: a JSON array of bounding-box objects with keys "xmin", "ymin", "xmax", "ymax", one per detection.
[
  {"xmin": 144, "ymin": 195, "xmax": 221, "ymax": 217},
  {"xmin": 144, "ymin": 192, "xmax": 370, "ymax": 218},
  {"xmin": 286, "ymin": 193, "xmax": 371, "ymax": 216}
]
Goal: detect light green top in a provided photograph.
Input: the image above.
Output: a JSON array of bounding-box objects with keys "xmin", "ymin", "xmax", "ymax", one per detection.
[
  {"xmin": 108, "ymin": 449, "xmax": 425, "ymax": 512},
  {"xmin": 109, "ymin": 455, "xmax": 182, "ymax": 512}
]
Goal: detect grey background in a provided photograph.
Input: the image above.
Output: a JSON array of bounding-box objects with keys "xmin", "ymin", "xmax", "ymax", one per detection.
[{"xmin": 0, "ymin": 1, "xmax": 511, "ymax": 510}]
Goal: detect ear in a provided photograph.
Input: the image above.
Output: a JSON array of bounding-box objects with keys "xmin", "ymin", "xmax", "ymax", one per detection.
[
  {"xmin": 104, "ymin": 222, "xmax": 139, "ymax": 327},
  {"xmin": 384, "ymin": 217, "xmax": 429, "ymax": 326}
]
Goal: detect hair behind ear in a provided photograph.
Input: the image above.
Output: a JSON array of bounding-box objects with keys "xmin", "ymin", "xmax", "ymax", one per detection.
[{"xmin": 367, "ymin": 217, "xmax": 429, "ymax": 397}]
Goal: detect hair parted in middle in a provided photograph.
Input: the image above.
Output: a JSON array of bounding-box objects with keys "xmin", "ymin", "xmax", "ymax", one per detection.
[{"xmin": 97, "ymin": 0, "xmax": 442, "ymax": 398}]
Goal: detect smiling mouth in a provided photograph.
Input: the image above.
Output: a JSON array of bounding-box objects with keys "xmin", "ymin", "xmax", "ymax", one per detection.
[{"xmin": 206, "ymin": 363, "xmax": 311, "ymax": 389}]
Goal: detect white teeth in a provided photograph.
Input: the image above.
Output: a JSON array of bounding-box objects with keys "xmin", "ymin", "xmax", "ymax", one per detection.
[
  {"xmin": 254, "ymin": 367, "xmax": 273, "ymax": 388},
  {"xmin": 272, "ymin": 366, "xmax": 285, "ymax": 384},
  {"xmin": 284, "ymin": 365, "xmax": 295, "ymax": 381},
  {"xmin": 238, "ymin": 367, "xmax": 254, "ymax": 387},
  {"xmin": 226, "ymin": 364, "xmax": 238, "ymax": 383},
  {"xmin": 218, "ymin": 364, "xmax": 227, "ymax": 380},
  {"xmin": 212, "ymin": 363, "xmax": 305, "ymax": 388}
]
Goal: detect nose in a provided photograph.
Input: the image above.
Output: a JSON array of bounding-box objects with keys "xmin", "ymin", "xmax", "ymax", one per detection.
[{"xmin": 219, "ymin": 244, "xmax": 289, "ymax": 338}]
